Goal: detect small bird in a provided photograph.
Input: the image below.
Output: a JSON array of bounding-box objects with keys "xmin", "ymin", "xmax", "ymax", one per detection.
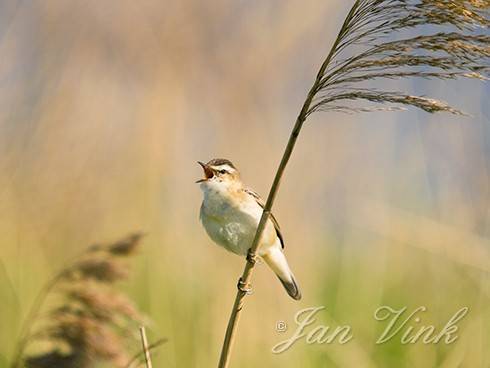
[{"xmin": 197, "ymin": 158, "xmax": 301, "ymax": 300}]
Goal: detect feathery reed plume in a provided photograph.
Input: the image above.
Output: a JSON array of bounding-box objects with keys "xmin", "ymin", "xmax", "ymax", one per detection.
[
  {"xmin": 308, "ymin": 1, "xmax": 489, "ymax": 115},
  {"xmin": 218, "ymin": 1, "xmax": 489, "ymax": 367},
  {"xmin": 10, "ymin": 233, "xmax": 147, "ymax": 368}
]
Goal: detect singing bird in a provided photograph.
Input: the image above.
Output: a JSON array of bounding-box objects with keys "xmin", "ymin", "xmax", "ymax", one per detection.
[{"xmin": 197, "ymin": 158, "xmax": 301, "ymax": 300}]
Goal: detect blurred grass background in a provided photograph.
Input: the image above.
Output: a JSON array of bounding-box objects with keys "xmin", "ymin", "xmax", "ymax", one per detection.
[{"xmin": 0, "ymin": 0, "xmax": 489, "ymax": 367}]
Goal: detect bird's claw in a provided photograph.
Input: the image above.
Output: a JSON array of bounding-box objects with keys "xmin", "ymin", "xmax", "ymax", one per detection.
[
  {"xmin": 246, "ymin": 248, "xmax": 258, "ymax": 265},
  {"xmin": 237, "ymin": 277, "xmax": 253, "ymax": 295}
]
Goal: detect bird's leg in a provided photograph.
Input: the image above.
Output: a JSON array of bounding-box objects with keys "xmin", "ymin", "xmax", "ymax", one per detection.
[
  {"xmin": 246, "ymin": 248, "xmax": 258, "ymax": 265},
  {"xmin": 237, "ymin": 277, "xmax": 252, "ymax": 295},
  {"xmin": 236, "ymin": 249, "xmax": 259, "ymax": 294}
]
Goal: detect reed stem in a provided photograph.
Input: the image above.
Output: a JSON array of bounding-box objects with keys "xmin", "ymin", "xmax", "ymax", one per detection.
[
  {"xmin": 216, "ymin": 5, "xmax": 359, "ymax": 367},
  {"xmin": 217, "ymin": 0, "xmax": 488, "ymax": 364},
  {"xmin": 139, "ymin": 326, "xmax": 153, "ymax": 368}
]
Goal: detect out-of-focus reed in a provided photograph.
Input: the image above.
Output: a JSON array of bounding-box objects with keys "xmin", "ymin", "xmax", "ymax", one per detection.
[{"xmin": 11, "ymin": 233, "xmax": 147, "ymax": 368}]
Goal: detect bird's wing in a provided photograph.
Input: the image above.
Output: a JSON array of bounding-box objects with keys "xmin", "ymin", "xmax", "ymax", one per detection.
[{"xmin": 243, "ymin": 188, "xmax": 284, "ymax": 249}]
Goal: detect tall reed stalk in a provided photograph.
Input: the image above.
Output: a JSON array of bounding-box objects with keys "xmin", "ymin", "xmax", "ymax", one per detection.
[{"xmin": 217, "ymin": 1, "xmax": 489, "ymax": 367}]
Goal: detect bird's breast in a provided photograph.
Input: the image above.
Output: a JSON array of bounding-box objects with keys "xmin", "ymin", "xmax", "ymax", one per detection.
[{"xmin": 200, "ymin": 194, "xmax": 263, "ymax": 255}]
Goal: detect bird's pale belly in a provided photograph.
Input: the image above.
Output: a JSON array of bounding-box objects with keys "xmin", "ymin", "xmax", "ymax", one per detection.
[{"xmin": 200, "ymin": 200, "xmax": 276, "ymax": 256}]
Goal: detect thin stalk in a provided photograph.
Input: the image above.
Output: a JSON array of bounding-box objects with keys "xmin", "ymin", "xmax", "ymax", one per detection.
[
  {"xmin": 139, "ymin": 326, "xmax": 153, "ymax": 368},
  {"xmin": 216, "ymin": 3, "xmax": 361, "ymax": 367},
  {"xmin": 126, "ymin": 338, "xmax": 167, "ymax": 368}
]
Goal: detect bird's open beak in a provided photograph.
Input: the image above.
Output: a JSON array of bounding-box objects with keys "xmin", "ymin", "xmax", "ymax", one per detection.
[{"xmin": 196, "ymin": 161, "xmax": 214, "ymax": 183}]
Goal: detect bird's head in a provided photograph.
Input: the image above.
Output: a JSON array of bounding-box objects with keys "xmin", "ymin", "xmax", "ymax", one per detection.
[{"xmin": 196, "ymin": 158, "xmax": 241, "ymax": 191}]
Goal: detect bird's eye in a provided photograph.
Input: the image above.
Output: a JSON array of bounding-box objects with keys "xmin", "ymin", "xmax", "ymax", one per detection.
[{"xmin": 219, "ymin": 169, "xmax": 227, "ymax": 174}]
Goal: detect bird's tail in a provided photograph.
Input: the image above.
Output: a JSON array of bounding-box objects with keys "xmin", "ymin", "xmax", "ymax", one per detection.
[{"xmin": 261, "ymin": 247, "xmax": 301, "ymax": 300}]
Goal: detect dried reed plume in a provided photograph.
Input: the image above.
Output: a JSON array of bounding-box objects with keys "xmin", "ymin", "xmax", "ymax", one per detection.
[
  {"xmin": 10, "ymin": 233, "xmax": 151, "ymax": 368},
  {"xmin": 308, "ymin": 1, "xmax": 489, "ymax": 116},
  {"xmin": 218, "ymin": 1, "xmax": 489, "ymax": 367}
]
